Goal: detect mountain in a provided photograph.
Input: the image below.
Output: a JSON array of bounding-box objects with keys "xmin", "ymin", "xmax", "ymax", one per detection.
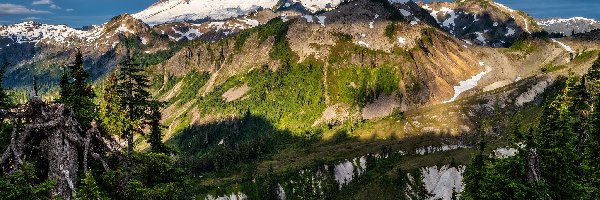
[
  {"xmin": 132, "ymin": 0, "xmax": 350, "ymax": 25},
  {"xmin": 420, "ymin": 0, "xmax": 539, "ymax": 47},
  {"xmin": 1, "ymin": 1, "xmax": 600, "ymax": 198},
  {"xmin": 538, "ymin": 17, "xmax": 600, "ymax": 36}
]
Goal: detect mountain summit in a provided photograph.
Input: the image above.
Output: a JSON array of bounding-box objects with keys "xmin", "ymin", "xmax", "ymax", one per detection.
[{"xmin": 132, "ymin": 0, "xmax": 350, "ymax": 25}]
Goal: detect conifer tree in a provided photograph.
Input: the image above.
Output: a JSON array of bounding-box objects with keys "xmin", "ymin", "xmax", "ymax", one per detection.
[
  {"xmin": 0, "ymin": 63, "xmax": 10, "ymax": 109},
  {"xmin": 535, "ymin": 76, "xmax": 584, "ymax": 199},
  {"xmin": 583, "ymin": 56, "xmax": 600, "ymax": 196},
  {"xmin": 58, "ymin": 51, "xmax": 96, "ymax": 128},
  {"xmin": 148, "ymin": 102, "xmax": 166, "ymax": 153},
  {"xmin": 115, "ymin": 50, "xmax": 159, "ymax": 180},
  {"xmin": 100, "ymin": 71, "xmax": 128, "ymax": 137},
  {"xmin": 461, "ymin": 120, "xmax": 489, "ymax": 200}
]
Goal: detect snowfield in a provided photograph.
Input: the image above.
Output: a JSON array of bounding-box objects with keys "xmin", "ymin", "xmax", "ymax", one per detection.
[
  {"xmin": 551, "ymin": 38, "xmax": 575, "ymax": 53},
  {"xmin": 133, "ymin": 0, "xmax": 279, "ymax": 25},
  {"xmin": 421, "ymin": 165, "xmax": 465, "ymax": 200},
  {"xmin": 0, "ymin": 21, "xmax": 103, "ymax": 44},
  {"xmin": 444, "ymin": 62, "xmax": 491, "ymax": 103},
  {"xmin": 133, "ymin": 0, "xmax": 346, "ymax": 25}
]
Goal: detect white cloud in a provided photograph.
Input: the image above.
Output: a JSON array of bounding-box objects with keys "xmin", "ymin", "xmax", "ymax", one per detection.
[
  {"xmin": 0, "ymin": 4, "xmax": 50, "ymax": 14},
  {"xmin": 65, "ymin": 8, "xmax": 74, "ymax": 12},
  {"xmin": 32, "ymin": 0, "xmax": 60, "ymax": 10},
  {"xmin": 32, "ymin": 0, "xmax": 53, "ymax": 5},
  {"xmin": 22, "ymin": 17, "xmax": 40, "ymax": 21}
]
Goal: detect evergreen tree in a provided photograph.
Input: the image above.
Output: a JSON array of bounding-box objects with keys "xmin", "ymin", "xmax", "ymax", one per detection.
[
  {"xmin": 535, "ymin": 75, "xmax": 585, "ymax": 199},
  {"xmin": 461, "ymin": 120, "xmax": 489, "ymax": 200},
  {"xmin": 148, "ymin": 102, "xmax": 167, "ymax": 153},
  {"xmin": 100, "ymin": 71, "xmax": 128, "ymax": 137},
  {"xmin": 583, "ymin": 55, "xmax": 600, "ymax": 196},
  {"xmin": 0, "ymin": 63, "xmax": 11, "ymax": 154},
  {"xmin": 58, "ymin": 51, "xmax": 96, "ymax": 128},
  {"xmin": 115, "ymin": 50, "xmax": 158, "ymax": 180},
  {"xmin": 0, "ymin": 63, "xmax": 11, "ymax": 109}
]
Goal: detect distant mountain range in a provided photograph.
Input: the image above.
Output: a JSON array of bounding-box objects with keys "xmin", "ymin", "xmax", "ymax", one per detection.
[{"xmin": 537, "ymin": 17, "xmax": 600, "ymax": 36}]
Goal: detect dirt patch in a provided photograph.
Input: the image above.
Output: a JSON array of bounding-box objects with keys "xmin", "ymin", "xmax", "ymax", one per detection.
[
  {"xmin": 161, "ymin": 79, "xmax": 184, "ymax": 101},
  {"xmin": 361, "ymin": 92, "xmax": 400, "ymax": 120},
  {"xmin": 222, "ymin": 84, "xmax": 250, "ymax": 102},
  {"xmin": 483, "ymin": 80, "xmax": 512, "ymax": 92}
]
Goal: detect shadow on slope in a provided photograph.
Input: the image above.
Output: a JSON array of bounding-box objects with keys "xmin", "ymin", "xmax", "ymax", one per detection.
[{"xmin": 167, "ymin": 111, "xmax": 304, "ymax": 177}]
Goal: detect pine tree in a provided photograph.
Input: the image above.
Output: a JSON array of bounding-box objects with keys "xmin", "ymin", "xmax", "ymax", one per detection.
[
  {"xmin": 535, "ymin": 75, "xmax": 584, "ymax": 199},
  {"xmin": 148, "ymin": 101, "xmax": 167, "ymax": 153},
  {"xmin": 58, "ymin": 51, "xmax": 96, "ymax": 128},
  {"xmin": 115, "ymin": 50, "xmax": 158, "ymax": 180},
  {"xmin": 583, "ymin": 55, "xmax": 600, "ymax": 196},
  {"xmin": 461, "ymin": 120, "xmax": 489, "ymax": 200},
  {"xmin": 100, "ymin": 71, "xmax": 128, "ymax": 137},
  {"xmin": 0, "ymin": 63, "xmax": 10, "ymax": 109}
]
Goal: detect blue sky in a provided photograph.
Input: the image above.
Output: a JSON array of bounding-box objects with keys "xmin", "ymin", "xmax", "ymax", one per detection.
[
  {"xmin": 0, "ymin": 0, "xmax": 154, "ymax": 27},
  {"xmin": 0, "ymin": 0, "xmax": 599, "ymax": 27}
]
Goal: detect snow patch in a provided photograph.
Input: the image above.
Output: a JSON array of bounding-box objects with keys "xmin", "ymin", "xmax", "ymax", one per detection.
[
  {"xmin": 303, "ymin": 15, "xmax": 314, "ymax": 23},
  {"xmin": 316, "ymin": 16, "xmax": 326, "ymax": 26},
  {"xmin": 493, "ymin": 148, "xmax": 518, "ymax": 158},
  {"xmin": 333, "ymin": 157, "xmax": 367, "ymax": 189},
  {"xmin": 415, "ymin": 145, "xmax": 468, "ymax": 155},
  {"xmin": 421, "ymin": 165, "xmax": 465, "ymax": 200},
  {"xmin": 444, "ymin": 63, "xmax": 491, "ymax": 103},
  {"xmin": 398, "ymin": 37, "xmax": 407, "ymax": 45},
  {"xmin": 475, "ymin": 32, "xmax": 486, "ymax": 43},
  {"xmin": 205, "ymin": 192, "xmax": 247, "ymax": 200},
  {"xmin": 505, "ymin": 27, "xmax": 516, "ymax": 36},
  {"xmin": 551, "ymin": 38, "xmax": 575, "ymax": 53},
  {"xmin": 356, "ymin": 40, "xmax": 369, "ymax": 47},
  {"xmin": 399, "ymin": 9, "xmax": 411, "ymax": 17}
]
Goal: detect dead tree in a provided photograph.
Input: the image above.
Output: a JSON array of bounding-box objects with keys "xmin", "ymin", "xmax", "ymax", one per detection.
[
  {"xmin": 0, "ymin": 98, "xmax": 118, "ymax": 199},
  {"xmin": 526, "ymin": 148, "xmax": 543, "ymax": 183}
]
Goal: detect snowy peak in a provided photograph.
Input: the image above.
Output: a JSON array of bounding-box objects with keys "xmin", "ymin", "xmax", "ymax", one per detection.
[
  {"xmin": 132, "ymin": 0, "xmax": 280, "ymax": 25},
  {"xmin": 0, "ymin": 21, "xmax": 103, "ymax": 45},
  {"xmin": 132, "ymin": 0, "xmax": 352, "ymax": 25},
  {"xmin": 279, "ymin": 0, "xmax": 348, "ymax": 13},
  {"xmin": 538, "ymin": 17, "xmax": 600, "ymax": 36},
  {"xmin": 419, "ymin": 0, "xmax": 537, "ymax": 47}
]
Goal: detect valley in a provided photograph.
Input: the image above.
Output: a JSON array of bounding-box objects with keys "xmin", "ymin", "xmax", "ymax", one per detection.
[{"xmin": 0, "ymin": 0, "xmax": 599, "ymax": 199}]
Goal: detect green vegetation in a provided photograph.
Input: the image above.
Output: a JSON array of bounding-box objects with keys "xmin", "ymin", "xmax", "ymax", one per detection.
[
  {"xmin": 58, "ymin": 51, "xmax": 97, "ymax": 128},
  {"xmin": 509, "ymin": 37, "xmax": 537, "ymax": 53},
  {"xmin": 0, "ymin": 162, "xmax": 56, "ymax": 200},
  {"xmin": 461, "ymin": 56, "xmax": 600, "ymax": 199},
  {"xmin": 327, "ymin": 65, "xmax": 401, "ymax": 107},
  {"xmin": 540, "ymin": 64, "xmax": 567, "ymax": 73},
  {"xmin": 385, "ymin": 22, "xmax": 397, "ymax": 41},
  {"xmin": 195, "ymin": 57, "xmax": 325, "ymax": 132}
]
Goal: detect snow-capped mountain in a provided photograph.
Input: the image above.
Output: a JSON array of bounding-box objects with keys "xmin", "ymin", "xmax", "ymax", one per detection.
[
  {"xmin": 0, "ymin": 21, "xmax": 103, "ymax": 45},
  {"xmin": 538, "ymin": 17, "xmax": 600, "ymax": 36},
  {"xmin": 419, "ymin": 0, "xmax": 537, "ymax": 47},
  {"xmin": 132, "ymin": 0, "xmax": 351, "ymax": 25}
]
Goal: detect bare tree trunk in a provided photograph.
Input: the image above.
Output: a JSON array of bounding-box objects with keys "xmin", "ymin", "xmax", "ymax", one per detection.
[{"xmin": 527, "ymin": 148, "xmax": 542, "ymax": 183}]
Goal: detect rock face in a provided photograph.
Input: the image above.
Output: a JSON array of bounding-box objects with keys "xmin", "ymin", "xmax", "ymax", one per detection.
[
  {"xmin": 538, "ymin": 17, "xmax": 600, "ymax": 36},
  {"xmin": 420, "ymin": 0, "xmax": 539, "ymax": 47}
]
